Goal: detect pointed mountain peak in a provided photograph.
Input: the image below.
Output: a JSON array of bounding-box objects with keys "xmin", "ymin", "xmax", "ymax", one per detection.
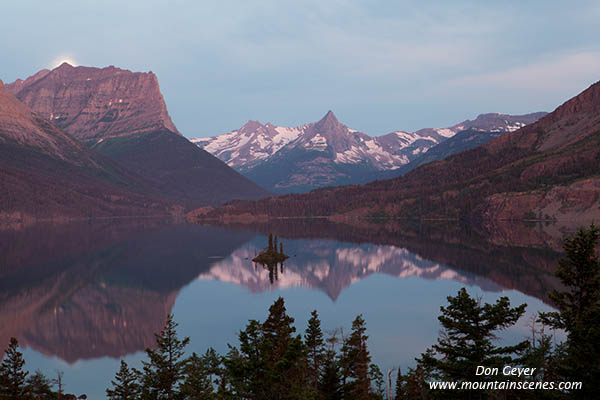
[
  {"xmin": 321, "ymin": 110, "xmax": 338, "ymax": 123},
  {"xmin": 54, "ymin": 61, "xmax": 75, "ymax": 71},
  {"xmin": 315, "ymin": 110, "xmax": 342, "ymax": 132},
  {"xmin": 240, "ymin": 120, "xmax": 263, "ymax": 131}
]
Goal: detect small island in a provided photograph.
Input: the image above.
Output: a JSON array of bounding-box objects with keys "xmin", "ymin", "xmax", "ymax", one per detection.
[{"xmin": 253, "ymin": 233, "xmax": 289, "ymax": 264}]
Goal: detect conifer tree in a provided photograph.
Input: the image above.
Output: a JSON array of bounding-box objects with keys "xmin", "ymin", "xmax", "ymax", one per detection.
[
  {"xmin": 319, "ymin": 349, "xmax": 343, "ymax": 400},
  {"xmin": 26, "ymin": 369, "xmax": 54, "ymax": 399},
  {"xmin": 106, "ymin": 360, "xmax": 140, "ymax": 400},
  {"xmin": 224, "ymin": 320, "xmax": 266, "ymax": 399},
  {"xmin": 305, "ymin": 310, "xmax": 325, "ymax": 392},
  {"xmin": 268, "ymin": 234, "xmax": 274, "ymax": 253},
  {"xmin": 418, "ymin": 288, "xmax": 527, "ymax": 398},
  {"xmin": 0, "ymin": 337, "xmax": 30, "ymax": 400},
  {"xmin": 393, "ymin": 367, "xmax": 405, "ymax": 400},
  {"xmin": 368, "ymin": 364, "xmax": 385, "ymax": 400},
  {"xmin": 340, "ymin": 315, "xmax": 372, "ymax": 400},
  {"xmin": 180, "ymin": 353, "xmax": 214, "ymax": 399},
  {"xmin": 280, "ymin": 242, "xmax": 283, "ymax": 256},
  {"xmin": 274, "ymin": 236, "xmax": 278, "ymax": 254},
  {"xmin": 539, "ymin": 224, "xmax": 600, "ymax": 399},
  {"xmin": 261, "ymin": 297, "xmax": 307, "ymax": 399},
  {"xmin": 140, "ymin": 314, "xmax": 190, "ymax": 399}
]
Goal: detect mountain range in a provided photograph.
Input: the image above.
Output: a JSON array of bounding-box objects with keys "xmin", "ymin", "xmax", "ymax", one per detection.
[
  {"xmin": 192, "ymin": 80, "xmax": 600, "ymax": 222},
  {"xmin": 1, "ymin": 63, "xmax": 270, "ymax": 222},
  {"xmin": 192, "ymin": 111, "xmax": 546, "ymax": 193}
]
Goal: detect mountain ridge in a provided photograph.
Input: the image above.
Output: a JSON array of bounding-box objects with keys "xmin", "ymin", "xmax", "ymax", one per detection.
[
  {"xmin": 6, "ymin": 64, "xmax": 271, "ymax": 208},
  {"xmin": 191, "ymin": 81, "xmax": 600, "ymax": 221},
  {"xmin": 193, "ymin": 110, "xmax": 545, "ymax": 193}
]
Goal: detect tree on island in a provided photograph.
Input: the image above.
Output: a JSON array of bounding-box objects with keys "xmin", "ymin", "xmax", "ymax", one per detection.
[{"xmin": 253, "ymin": 233, "xmax": 289, "ymax": 265}]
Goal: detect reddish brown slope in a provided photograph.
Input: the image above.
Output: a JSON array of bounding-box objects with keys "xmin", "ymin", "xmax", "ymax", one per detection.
[
  {"xmin": 193, "ymin": 81, "xmax": 600, "ymax": 222},
  {"xmin": 7, "ymin": 64, "xmax": 271, "ymax": 206},
  {"xmin": 0, "ymin": 80, "xmax": 177, "ymax": 223}
]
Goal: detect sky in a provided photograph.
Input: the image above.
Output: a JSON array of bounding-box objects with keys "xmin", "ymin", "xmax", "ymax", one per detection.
[{"xmin": 2, "ymin": 0, "xmax": 600, "ymax": 138}]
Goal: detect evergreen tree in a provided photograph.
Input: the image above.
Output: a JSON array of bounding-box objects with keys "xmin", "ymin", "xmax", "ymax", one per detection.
[
  {"xmin": 274, "ymin": 236, "xmax": 278, "ymax": 254},
  {"xmin": 106, "ymin": 360, "xmax": 140, "ymax": 400},
  {"xmin": 319, "ymin": 349, "xmax": 343, "ymax": 400},
  {"xmin": 140, "ymin": 314, "xmax": 190, "ymax": 399},
  {"xmin": 261, "ymin": 297, "xmax": 308, "ymax": 399},
  {"xmin": 340, "ymin": 315, "xmax": 372, "ymax": 400},
  {"xmin": 305, "ymin": 310, "xmax": 325, "ymax": 393},
  {"xmin": 418, "ymin": 288, "xmax": 527, "ymax": 398},
  {"xmin": 225, "ymin": 320, "xmax": 266, "ymax": 399},
  {"xmin": 393, "ymin": 367, "xmax": 405, "ymax": 400},
  {"xmin": 280, "ymin": 242, "xmax": 284, "ymax": 256},
  {"xmin": 539, "ymin": 224, "xmax": 600, "ymax": 399},
  {"xmin": 268, "ymin": 234, "xmax": 274, "ymax": 253},
  {"xmin": 0, "ymin": 337, "xmax": 30, "ymax": 400},
  {"xmin": 180, "ymin": 353, "xmax": 214, "ymax": 399},
  {"xmin": 368, "ymin": 364, "xmax": 385, "ymax": 400},
  {"xmin": 26, "ymin": 369, "xmax": 54, "ymax": 399}
]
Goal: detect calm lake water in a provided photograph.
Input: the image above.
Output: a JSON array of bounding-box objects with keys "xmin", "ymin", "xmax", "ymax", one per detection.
[{"xmin": 0, "ymin": 218, "xmax": 570, "ymax": 399}]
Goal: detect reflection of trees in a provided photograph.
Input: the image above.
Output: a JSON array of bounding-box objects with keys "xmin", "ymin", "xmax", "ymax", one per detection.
[
  {"xmin": 254, "ymin": 261, "xmax": 286, "ymax": 284},
  {"xmin": 215, "ymin": 218, "xmax": 566, "ymax": 303}
]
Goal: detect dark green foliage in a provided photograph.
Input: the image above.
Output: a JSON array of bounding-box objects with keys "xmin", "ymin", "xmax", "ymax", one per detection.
[
  {"xmin": 319, "ymin": 348, "xmax": 343, "ymax": 400},
  {"xmin": 393, "ymin": 368, "xmax": 405, "ymax": 400},
  {"xmin": 106, "ymin": 360, "xmax": 140, "ymax": 400},
  {"xmin": 368, "ymin": 364, "xmax": 385, "ymax": 400},
  {"xmin": 140, "ymin": 314, "xmax": 190, "ymax": 399},
  {"xmin": 418, "ymin": 288, "xmax": 528, "ymax": 398},
  {"xmin": 539, "ymin": 224, "xmax": 600, "ymax": 399},
  {"xmin": 340, "ymin": 315, "xmax": 372, "ymax": 400},
  {"xmin": 26, "ymin": 369, "xmax": 54, "ymax": 399},
  {"xmin": 180, "ymin": 353, "xmax": 214, "ymax": 399},
  {"xmin": 305, "ymin": 310, "xmax": 325, "ymax": 393},
  {"xmin": 253, "ymin": 234, "xmax": 289, "ymax": 265},
  {"xmin": 0, "ymin": 337, "xmax": 30, "ymax": 400}
]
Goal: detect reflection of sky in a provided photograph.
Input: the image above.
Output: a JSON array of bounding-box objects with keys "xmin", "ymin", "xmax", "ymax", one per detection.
[{"xmin": 18, "ymin": 233, "xmax": 561, "ymax": 399}]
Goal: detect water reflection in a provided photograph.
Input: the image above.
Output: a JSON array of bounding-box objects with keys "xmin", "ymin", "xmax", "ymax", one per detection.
[
  {"xmin": 0, "ymin": 218, "xmax": 567, "ymax": 365},
  {"xmin": 0, "ymin": 219, "xmax": 253, "ymax": 362}
]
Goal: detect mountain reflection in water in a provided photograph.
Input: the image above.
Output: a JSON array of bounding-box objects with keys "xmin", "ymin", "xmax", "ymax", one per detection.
[{"xmin": 0, "ymin": 218, "xmax": 566, "ymax": 366}]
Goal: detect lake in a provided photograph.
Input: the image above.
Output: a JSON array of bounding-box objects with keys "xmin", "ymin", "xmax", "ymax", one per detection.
[{"xmin": 0, "ymin": 218, "xmax": 570, "ymax": 398}]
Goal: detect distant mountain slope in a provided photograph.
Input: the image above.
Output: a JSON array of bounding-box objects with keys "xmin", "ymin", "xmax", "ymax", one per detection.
[
  {"xmin": 0, "ymin": 80, "xmax": 174, "ymax": 222},
  {"xmin": 193, "ymin": 81, "xmax": 600, "ymax": 222},
  {"xmin": 7, "ymin": 64, "xmax": 270, "ymax": 206},
  {"xmin": 193, "ymin": 111, "xmax": 545, "ymax": 193},
  {"xmin": 377, "ymin": 112, "xmax": 548, "ymax": 179}
]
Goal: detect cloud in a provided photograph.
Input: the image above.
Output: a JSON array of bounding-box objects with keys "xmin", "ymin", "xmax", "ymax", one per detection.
[{"xmin": 447, "ymin": 51, "xmax": 600, "ymax": 92}]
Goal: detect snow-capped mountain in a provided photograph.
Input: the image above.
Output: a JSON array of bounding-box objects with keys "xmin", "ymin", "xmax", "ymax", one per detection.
[{"xmin": 192, "ymin": 111, "xmax": 545, "ymax": 193}]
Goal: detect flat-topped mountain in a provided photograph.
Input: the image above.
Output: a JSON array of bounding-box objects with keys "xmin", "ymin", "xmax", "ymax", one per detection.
[
  {"xmin": 193, "ymin": 81, "xmax": 600, "ymax": 222},
  {"xmin": 193, "ymin": 110, "xmax": 545, "ymax": 193},
  {"xmin": 7, "ymin": 64, "xmax": 270, "ymax": 207},
  {"xmin": 6, "ymin": 63, "xmax": 179, "ymax": 143},
  {"xmin": 0, "ymin": 79, "xmax": 175, "ymax": 221}
]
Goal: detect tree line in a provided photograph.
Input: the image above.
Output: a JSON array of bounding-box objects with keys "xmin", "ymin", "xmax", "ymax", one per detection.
[{"xmin": 1, "ymin": 225, "xmax": 598, "ymax": 399}]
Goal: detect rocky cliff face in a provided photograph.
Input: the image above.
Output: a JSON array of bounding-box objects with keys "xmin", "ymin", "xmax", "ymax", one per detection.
[
  {"xmin": 0, "ymin": 80, "xmax": 177, "ymax": 222},
  {"xmin": 193, "ymin": 110, "xmax": 545, "ymax": 193},
  {"xmin": 7, "ymin": 63, "xmax": 179, "ymax": 143},
  {"xmin": 6, "ymin": 64, "xmax": 271, "ymax": 207}
]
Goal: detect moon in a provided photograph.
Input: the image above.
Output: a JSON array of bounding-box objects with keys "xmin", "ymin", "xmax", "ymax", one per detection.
[{"xmin": 52, "ymin": 56, "xmax": 78, "ymax": 68}]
